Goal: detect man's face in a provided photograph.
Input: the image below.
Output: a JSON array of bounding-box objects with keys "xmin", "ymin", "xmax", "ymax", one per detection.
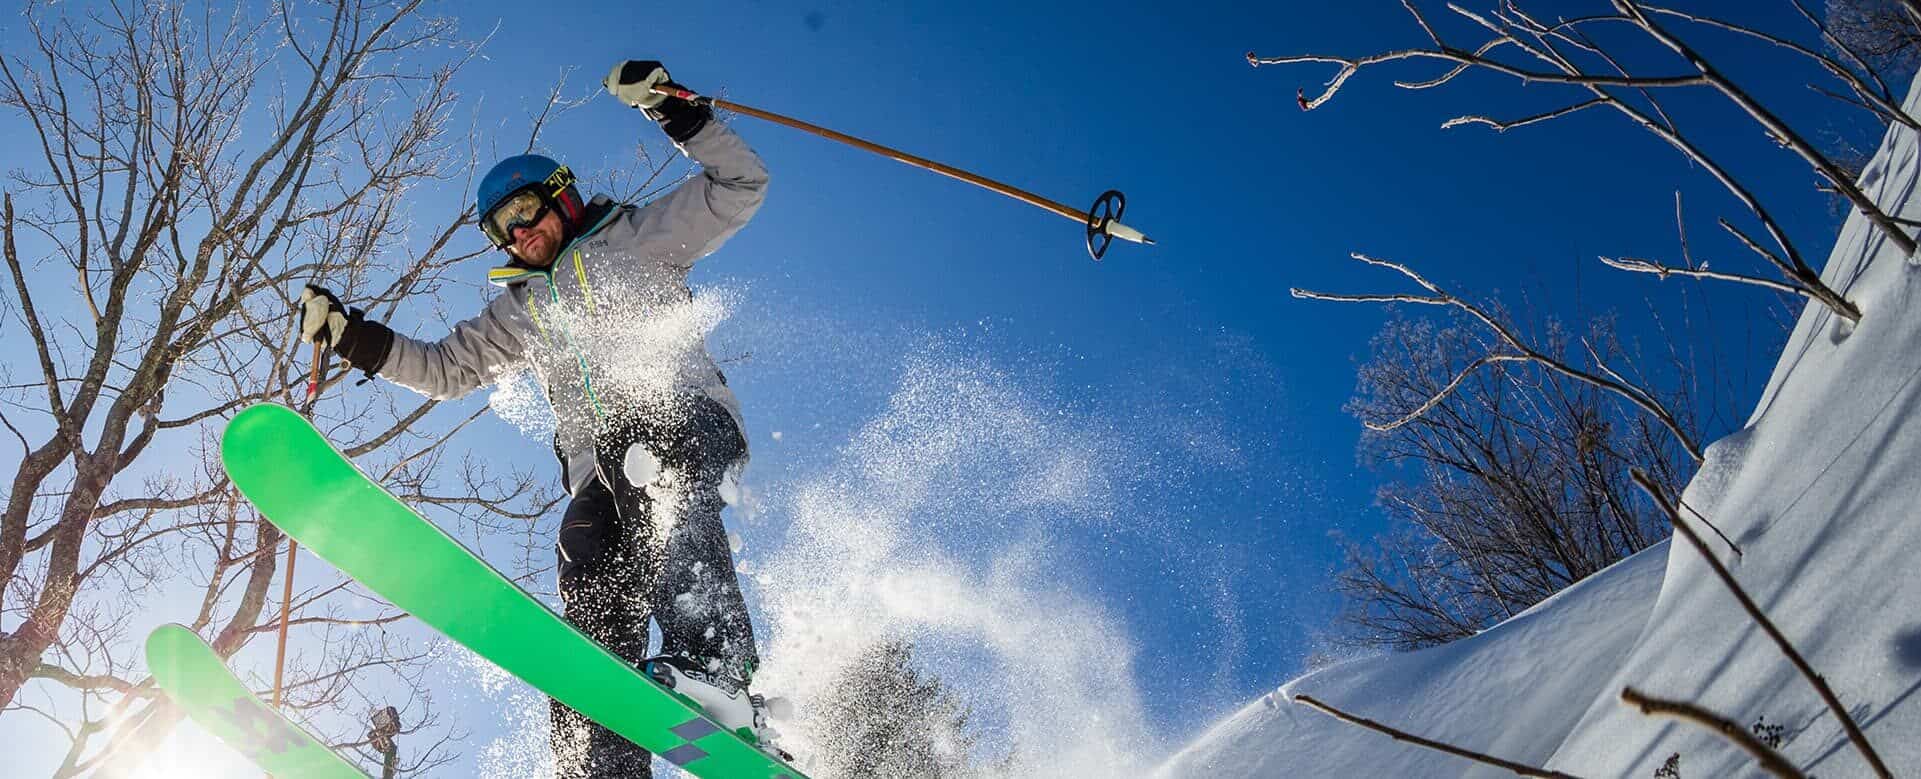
[{"xmin": 507, "ymin": 210, "xmax": 565, "ymax": 268}]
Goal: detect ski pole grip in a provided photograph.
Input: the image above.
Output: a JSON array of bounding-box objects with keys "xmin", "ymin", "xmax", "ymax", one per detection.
[
  {"xmin": 305, "ymin": 342, "xmax": 324, "ymax": 403},
  {"xmin": 648, "ymin": 83, "xmax": 703, "ymax": 103}
]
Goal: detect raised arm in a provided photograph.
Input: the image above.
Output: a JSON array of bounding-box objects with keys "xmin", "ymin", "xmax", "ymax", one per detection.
[{"xmin": 605, "ymin": 60, "xmax": 771, "ymax": 268}]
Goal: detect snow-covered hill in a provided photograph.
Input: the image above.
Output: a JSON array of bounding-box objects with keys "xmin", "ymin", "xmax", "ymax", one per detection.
[
  {"xmin": 1162, "ymin": 75, "xmax": 1921, "ymax": 779},
  {"xmin": 1156, "ymin": 541, "xmax": 1667, "ymax": 778}
]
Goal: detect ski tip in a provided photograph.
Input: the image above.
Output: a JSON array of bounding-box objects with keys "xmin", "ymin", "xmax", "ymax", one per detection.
[
  {"xmin": 144, "ymin": 623, "xmax": 204, "ymax": 681},
  {"xmin": 224, "ymin": 402, "xmax": 299, "ymax": 437},
  {"xmin": 145, "ymin": 622, "xmax": 197, "ymax": 651},
  {"xmin": 231, "ymin": 401, "xmax": 300, "ymax": 425},
  {"xmin": 221, "ymin": 402, "xmax": 304, "ymax": 467}
]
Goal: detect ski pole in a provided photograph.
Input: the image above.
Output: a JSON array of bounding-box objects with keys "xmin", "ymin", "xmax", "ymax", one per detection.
[
  {"xmin": 270, "ymin": 344, "xmax": 323, "ymax": 721},
  {"xmin": 270, "ymin": 540, "xmax": 296, "ymax": 703},
  {"xmin": 649, "ymin": 84, "xmax": 1155, "ymax": 260}
]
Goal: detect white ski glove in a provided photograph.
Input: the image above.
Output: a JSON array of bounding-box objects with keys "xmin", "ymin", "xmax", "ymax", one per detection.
[
  {"xmin": 294, "ymin": 283, "xmax": 395, "ymax": 378},
  {"xmin": 605, "ymin": 60, "xmax": 713, "ymax": 143},
  {"xmin": 298, "ymin": 284, "xmax": 350, "ymax": 347},
  {"xmin": 604, "ymin": 60, "xmax": 673, "ymax": 110}
]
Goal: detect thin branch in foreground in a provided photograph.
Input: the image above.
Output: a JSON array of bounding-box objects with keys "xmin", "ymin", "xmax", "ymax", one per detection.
[
  {"xmin": 1629, "ymin": 469, "xmax": 1891, "ymax": 779},
  {"xmin": 1677, "ymin": 497, "xmax": 1742, "ymax": 559},
  {"xmin": 1248, "ymin": 2, "xmax": 1869, "ymax": 323},
  {"xmin": 1621, "ymin": 1, "xmax": 1918, "ymax": 260},
  {"xmin": 1442, "ymin": 97, "xmax": 1606, "ymax": 132},
  {"xmin": 1293, "ymin": 694, "xmax": 1589, "ymax": 779},
  {"xmin": 1599, "ymin": 256, "xmax": 1809, "ymax": 298},
  {"xmin": 1618, "ymin": 686, "xmax": 1806, "ymax": 779}
]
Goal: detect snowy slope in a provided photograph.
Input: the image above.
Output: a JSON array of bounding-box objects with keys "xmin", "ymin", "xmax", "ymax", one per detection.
[
  {"xmin": 1154, "ymin": 541, "xmax": 1666, "ymax": 778},
  {"xmin": 1543, "ymin": 80, "xmax": 1921, "ymax": 779},
  {"xmin": 1164, "ymin": 70, "xmax": 1921, "ymax": 779}
]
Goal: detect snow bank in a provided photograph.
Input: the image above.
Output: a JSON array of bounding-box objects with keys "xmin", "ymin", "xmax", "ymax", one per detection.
[
  {"xmin": 1165, "ymin": 58, "xmax": 1921, "ymax": 779},
  {"xmin": 1543, "ymin": 77, "xmax": 1921, "ymax": 779},
  {"xmin": 1155, "ymin": 541, "xmax": 1666, "ymax": 778}
]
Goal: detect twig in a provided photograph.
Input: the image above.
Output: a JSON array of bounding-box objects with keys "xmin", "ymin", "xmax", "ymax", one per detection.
[
  {"xmin": 1294, "ymin": 694, "xmax": 1589, "ymax": 778},
  {"xmin": 1629, "ymin": 469, "xmax": 1891, "ymax": 779},
  {"xmin": 1619, "ymin": 687, "xmax": 1805, "ymax": 779},
  {"xmin": 1642, "ymin": 3, "xmax": 1915, "ymax": 132},
  {"xmin": 1443, "ymin": 98, "xmax": 1606, "ymax": 132},
  {"xmin": 1676, "ymin": 496, "xmax": 1741, "ymax": 559},
  {"xmin": 1364, "ymin": 354, "xmax": 1530, "ymax": 431},
  {"xmin": 1249, "ymin": 2, "xmax": 1867, "ymax": 322},
  {"xmin": 1600, "ymin": 256, "xmax": 1808, "ymax": 298},
  {"xmin": 1620, "ymin": 0, "xmax": 1917, "ymax": 260},
  {"xmin": 1786, "ymin": 0, "xmax": 1894, "ymax": 111}
]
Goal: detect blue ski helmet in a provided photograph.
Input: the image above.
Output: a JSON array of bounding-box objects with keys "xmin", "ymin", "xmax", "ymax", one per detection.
[{"xmin": 476, "ymin": 154, "xmax": 585, "ymax": 248}]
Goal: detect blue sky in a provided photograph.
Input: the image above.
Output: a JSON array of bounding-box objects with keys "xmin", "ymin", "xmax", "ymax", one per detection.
[{"xmin": 0, "ymin": 0, "xmax": 1886, "ymax": 774}]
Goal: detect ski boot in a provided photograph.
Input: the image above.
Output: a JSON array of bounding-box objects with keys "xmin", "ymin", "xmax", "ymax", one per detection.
[{"xmin": 642, "ymin": 655, "xmax": 793, "ymax": 761}]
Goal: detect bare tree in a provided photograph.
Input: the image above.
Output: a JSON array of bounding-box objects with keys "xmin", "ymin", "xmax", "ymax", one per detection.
[
  {"xmin": 1296, "ymin": 254, "xmax": 1704, "ymax": 465},
  {"xmin": 1827, "ymin": 0, "xmax": 1921, "ymax": 78},
  {"xmin": 1333, "ymin": 315, "xmax": 1691, "ymax": 650},
  {"xmin": 0, "ymin": 0, "xmax": 675, "ymax": 773}
]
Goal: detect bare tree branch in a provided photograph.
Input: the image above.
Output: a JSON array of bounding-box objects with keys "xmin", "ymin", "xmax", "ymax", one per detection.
[
  {"xmin": 1294, "ymin": 693, "xmax": 1589, "ymax": 778},
  {"xmin": 1618, "ymin": 687, "xmax": 1807, "ymax": 779},
  {"xmin": 1250, "ymin": 1, "xmax": 1874, "ymax": 321},
  {"xmin": 0, "ymin": 3, "xmax": 592, "ymax": 772}
]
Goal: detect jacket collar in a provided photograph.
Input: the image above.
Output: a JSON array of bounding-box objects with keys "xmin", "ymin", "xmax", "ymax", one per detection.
[{"xmin": 487, "ymin": 196, "xmax": 622, "ymax": 288}]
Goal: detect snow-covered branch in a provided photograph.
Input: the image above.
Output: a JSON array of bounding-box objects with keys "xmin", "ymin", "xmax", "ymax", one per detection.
[
  {"xmin": 1642, "ymin": 2, "xmax": 1917, "ymax": 131},
  {"xmin": 1620, "ymin": 1, "xmax": 1915, "ymax": 261},
  {"xmin": 1251, "ymin": 0, "xmax": 1889, "ymax": 321},
  {"xmin": 1442, "ymin": 98, "xmax": 1606, "ymax": 131},
  {"xmin": 1598, "ymin": 256, "xmax": 1808, "ymax": 297}
]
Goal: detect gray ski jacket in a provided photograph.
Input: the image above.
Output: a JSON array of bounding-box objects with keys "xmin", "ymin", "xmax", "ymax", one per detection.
[{"xmin": 375, "ymin": 121, "xmax": 768, "ymax": 496}]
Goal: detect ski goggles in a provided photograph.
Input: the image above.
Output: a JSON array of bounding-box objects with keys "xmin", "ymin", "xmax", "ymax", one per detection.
[{"xmin": 480, "ymin": 188, "xmax": 551, "ymax": 249}]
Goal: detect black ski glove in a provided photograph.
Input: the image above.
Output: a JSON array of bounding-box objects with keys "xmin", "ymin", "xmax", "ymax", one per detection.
[
  {"xmin": 603, "ymin": 60, "xmax": 712, "ymax": 144},
  {"xmin": 298, "ymin": 284, "xmax": 394, "ymax": 378}
]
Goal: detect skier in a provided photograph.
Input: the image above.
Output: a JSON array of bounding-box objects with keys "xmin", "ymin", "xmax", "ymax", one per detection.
[{"xmin": 295, "ymin": 61, "xmax": 776, "ymax": 777}]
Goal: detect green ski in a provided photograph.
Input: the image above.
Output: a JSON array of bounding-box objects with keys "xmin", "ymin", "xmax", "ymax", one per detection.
[
  {"xmin": 219, "ymin": 403, "xmax": 806, "ymax": 779},
  {"xmin": 144, "ymin": 624, "xmax": 369, "ymax": 778}
]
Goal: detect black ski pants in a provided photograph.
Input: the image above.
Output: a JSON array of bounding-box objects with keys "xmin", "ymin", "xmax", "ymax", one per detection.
[{"xmin": 549, "ymin": 395, "xmax": 756, "ymax": 779}]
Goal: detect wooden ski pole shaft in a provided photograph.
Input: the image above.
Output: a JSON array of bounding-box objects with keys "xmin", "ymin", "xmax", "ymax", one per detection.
[
  {"xmin": 270, "ymin": 539, "xmax": 296, "ymax": 708},
  {"xmin": 724, "ymin": 96, "xmax": 1083, "ymax": 222},
  {"xmin": 270, "ymin": 344, "xmax": 322, "ymax": 713},
  {"xmin": 648, "ymin": 84, "xmax": 1153, "ymax": 259}
]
